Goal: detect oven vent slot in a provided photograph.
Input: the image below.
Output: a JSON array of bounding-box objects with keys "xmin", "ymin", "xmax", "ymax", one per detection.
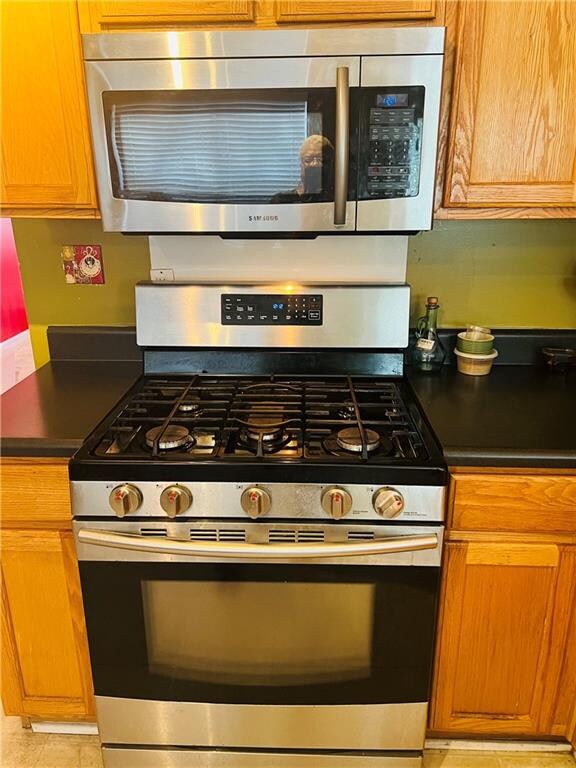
[
  {"xmin": 297, "ymin": 530, "xmax": 325, "ymax": 542},
  {"xmin": 268, "ymin": 529, "xmax": 325, "ymax": 543},
  {"xmin": 347, "ymin": 530, "xmax": 375, "ymax": 541},
  {"xmin": 269, "ymin": 529, "xmax": 297, "ymax": 543},
  {"xmin": 218, "ymin": 529, "xmax": 246, "ymax": 542},
  {"xmin": 189, "ymin": 529, "xmax": 218, "ymax": 541},
  {"xmin": 140, "ymin": 527, "xmax": 167, "ymax": 537}
]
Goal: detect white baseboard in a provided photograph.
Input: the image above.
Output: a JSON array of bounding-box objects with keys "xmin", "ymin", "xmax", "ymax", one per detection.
[
  {"xmin": 425, "ymin": 738, "xmax": 571, "ymax": 753},
  {"xmin": 24, "ymin": 727, "xmax": 574, "ymax": 752},
  {"xmin": 31, "ymin": 721, "xmax": 99, "ymax": 735}
]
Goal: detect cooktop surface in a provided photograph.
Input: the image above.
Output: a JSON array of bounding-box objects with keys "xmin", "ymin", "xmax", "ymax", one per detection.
[
  {"xmin": 71, "ymin": 374, "xmax": 446, "ymax": 485},
  {"xmin": 91, "ymin": 375, "xmax": 429, "ymax": 460}
]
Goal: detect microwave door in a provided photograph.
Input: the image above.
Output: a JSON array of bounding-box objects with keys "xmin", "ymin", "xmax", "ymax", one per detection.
[
  {"xmin": 356, "ymin": 55, "xmax": 443, "ymax": 232},
  {"xmin": 84, "ymin": 57, "xmax": 360, "ymax": 233}
]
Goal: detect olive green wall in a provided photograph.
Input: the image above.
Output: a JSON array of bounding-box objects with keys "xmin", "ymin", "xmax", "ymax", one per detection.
[
  {"xmin": 12, "ymin": 219, "xmax": 150, "ymax": 366},
  {"xmin": 408, "ymin": 220, "xmax": 576, "ymax": 328},
  {"xmin": 12, "ymin": 218, "xmax": 576, "ymax": 367}
]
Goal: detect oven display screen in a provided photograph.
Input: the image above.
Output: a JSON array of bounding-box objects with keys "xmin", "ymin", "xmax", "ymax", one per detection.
[
  {"xmin": 221, "ymin": 294, "xmax": 323, "ymax": 326},
  {"xmin": 142, "ymin": 580, "xmax": 374, "ymax": 686}
]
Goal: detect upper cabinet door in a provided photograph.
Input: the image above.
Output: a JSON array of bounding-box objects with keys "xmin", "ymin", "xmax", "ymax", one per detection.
[
  {"xmin": 445, "ymin": 0, "xmax": 576, "ymax": 208},
  {"xmin": 0, "ymin": 1, "xmax": 98, "ymax": 212},
  {"xmin": 274, "ymin": 1, "xmax": 438, "ymax": 23},
  {"xmin": 78, "ymin": 1, "xmax": 256, "ymax": 31}
]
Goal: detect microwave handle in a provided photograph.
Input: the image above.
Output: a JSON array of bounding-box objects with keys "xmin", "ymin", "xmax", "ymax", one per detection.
[
  {"xmin": 334, "ymin": 66, "xmax": 350, "ymax": 225},
  {"xmin": 77, "ymin": 529, "xmax": 437, "ymax": 560}
]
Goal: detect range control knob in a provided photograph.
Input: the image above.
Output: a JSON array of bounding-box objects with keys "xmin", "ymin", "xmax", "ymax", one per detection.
[
  {"xmin": 241, "ymin": 487, "xmax": 272, "ymax": 519},
  {"xmin": 109, "ymin": 484, "xmax": 142, "ymax": 518},
  {"xmin": 160, "ymin": 485, "xmax": 192, "ymax": 518},
  {"xmin": 321, "ymin": 487, "xmax": 353, "ymax": 519},
  {"xmin": 372, "ymin": 487, "xmax": 405, "ymax": 518}
]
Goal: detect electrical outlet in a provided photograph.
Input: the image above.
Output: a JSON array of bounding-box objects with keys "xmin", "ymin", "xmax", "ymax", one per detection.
[{"xmin": 150, "ymin": 268, "xmax": 175, "ymax": 282}]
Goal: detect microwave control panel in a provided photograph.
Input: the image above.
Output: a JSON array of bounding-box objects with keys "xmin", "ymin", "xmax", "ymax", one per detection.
[
  {"xmin": 221, "ymin": 294, "xmax": 323, "ymax": 325},
  {"xmin": 360, "ymin": 86, "xmax": 424, "ymax": 200}
]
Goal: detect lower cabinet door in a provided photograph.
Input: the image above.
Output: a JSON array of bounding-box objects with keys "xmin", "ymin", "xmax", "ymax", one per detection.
[
  {"xmin": 1, "ymin": 529, "xmax": 95, "ymax": 720},
  {"xmin": 430, "ymin": 541, "xmax": 565, "ymax": 736}
]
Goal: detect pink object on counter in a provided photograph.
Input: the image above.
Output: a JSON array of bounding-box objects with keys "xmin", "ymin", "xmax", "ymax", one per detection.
[
  {"xmin": 0, "ymin": 218, "xmax": 35, "ymax": 393},
  {"xmin": 0, "ymin": 218, "xmax": 28, "ymax": 342}
]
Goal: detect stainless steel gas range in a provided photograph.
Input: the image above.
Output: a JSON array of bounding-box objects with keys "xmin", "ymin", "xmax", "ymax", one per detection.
[{"xmin": 71, "ymin": 282, "xmax": 447, "ymax": 768}]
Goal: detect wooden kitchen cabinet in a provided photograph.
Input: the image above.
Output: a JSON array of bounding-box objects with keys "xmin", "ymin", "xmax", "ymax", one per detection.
[
  {"xmin": 77, "ymin": 1, "xmax": 257, "ymax": 31},
  {"xmin": 548, "ymin": 548, "xmax": 576, "ymax": 737},
  {"xmin": 0, "ymin": 459, "xmax": 95, "ymax": 721},
  {"xmin": 0, "ymin": 1, "xmax": 98, "ymax": 218},
  {"xmin": 78, "ymin": 0, "xmax": 442, "ymax": 31},
  {"xmin": 431, "ymin": 540, "xmax": 574, "ymax": 735},
  {"xmin": 450, "ymin": 473, "xmax": 576, "ymax": 535},
  {"xmin": 443, "ymin": 0, "xmax": 576, "ymax": 211},
  {"xmin": 430, "ymin": 471, "xmax": 576, "ymax": 739},
  {"xmin": 273, "ymin": 1, "xmax": 439, "ymax": 24}
]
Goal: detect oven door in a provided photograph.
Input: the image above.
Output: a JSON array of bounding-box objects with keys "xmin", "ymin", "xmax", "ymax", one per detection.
[
  {"xmin": 84, "ymin": 57, "xmax": 359, "ymax": 233},
  {"xmin": 75, "ymin": 521, "xmax": 441, "ymax": 752}
]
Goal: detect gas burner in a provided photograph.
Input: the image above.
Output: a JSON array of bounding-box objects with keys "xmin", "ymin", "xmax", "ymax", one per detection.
[
  {"xmin": 322, "ymin": 427, "xmax": 394, "ymax": 458},
  {"xmin": 337, "ymin": 427, "xmax": 382, "ymax": 453},
  {"xmin": 145, "ymin": 425, "xmax": 195, "ymax": 451},
  {"xmin": 337, "ymin": 403, "xmax": 356, "ymax": 419},
  {"xmin": 178, "ymin": 396, "xmax": 201, "ymax": 414},
  {"xmin": 237, "ymin": 418, "xmax": 292, "ymax": 453}
]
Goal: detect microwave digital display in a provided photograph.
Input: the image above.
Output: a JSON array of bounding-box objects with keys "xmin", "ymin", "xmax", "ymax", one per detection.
[{"xmin": 376, "ymin": 93, "xmax": 409, "ymax": 108}]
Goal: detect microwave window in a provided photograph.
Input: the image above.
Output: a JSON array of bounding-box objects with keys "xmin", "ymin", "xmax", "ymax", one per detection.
[
  {"xmin": 142, "ymin": 580, "xmax": 374, "ymax": 686},
  {"xmin": 102, "ymin": 90, "xmax": 339, "ymax": 205}
]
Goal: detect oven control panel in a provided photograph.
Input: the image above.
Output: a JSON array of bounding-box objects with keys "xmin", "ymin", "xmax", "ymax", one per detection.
[
  {"xmin": 72, "ymin": 481, "xmax": 446, "ymax": 523},
  {"xmin": 221, "ymin": 294, "xmax": 323, "ymax": 325}
]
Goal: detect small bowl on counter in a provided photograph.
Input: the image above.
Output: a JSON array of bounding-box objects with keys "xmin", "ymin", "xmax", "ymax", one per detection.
[
  {"xmin": 542, "ymin": 347, "xmax": 576, "ymax": 373},
  {"xmin": 454, "ymin": 349, "xmax": 498, "ymax": 376},
  {"xmin": 456, "ymin": 330, "xmax": 494, "ymax": 355}
]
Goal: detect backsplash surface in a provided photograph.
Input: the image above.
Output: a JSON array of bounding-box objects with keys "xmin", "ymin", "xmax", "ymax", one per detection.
[
  {"xmin": 12, "ymin": 218, "xmax": 576, "ymax": 367},
  {"xmin": 408, "ymin": 220, "xmax": 576, "ymax": 328}
]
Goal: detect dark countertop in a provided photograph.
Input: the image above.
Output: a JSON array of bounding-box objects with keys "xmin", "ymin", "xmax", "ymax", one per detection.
[
  {"xmin": 1, "ymin": 353, "xmax": 575, "ymax": 469},
  {"xmin": 0, "ymin": 361, "xmax": 142, "ymax": 457},
  {"xmin": 408, "ymin": 365, "xmax": 576, "ymax": 469}
]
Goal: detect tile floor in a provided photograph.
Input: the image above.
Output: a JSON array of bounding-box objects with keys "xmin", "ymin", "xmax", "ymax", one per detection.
[
  {"xmin": 1, "ymin": 714, "xmax": 101, "ymax": 768},
  {"xmin": 1, "ymin": 713, "xmax": 575, "ymax": 768}
]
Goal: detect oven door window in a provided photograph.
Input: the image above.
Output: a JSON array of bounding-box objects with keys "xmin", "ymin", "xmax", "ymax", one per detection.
[
  {"xmin": 80, "ymin": 563, "xmax": 438, "ymax": 705},
  {"xmin": 103, "ymin": 89, "xmax": 356, "ymax": 205}
]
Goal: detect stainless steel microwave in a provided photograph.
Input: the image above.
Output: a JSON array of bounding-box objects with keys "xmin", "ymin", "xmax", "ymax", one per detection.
[{"xmin": 83, "ymin": 28, "xmax": 444, "ymax": 234}]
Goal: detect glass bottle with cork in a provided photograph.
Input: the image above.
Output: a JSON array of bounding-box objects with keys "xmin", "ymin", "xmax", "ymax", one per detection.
[{"xmin": 413, "ymin": 296, "xmax": 446, "ymax": 372}]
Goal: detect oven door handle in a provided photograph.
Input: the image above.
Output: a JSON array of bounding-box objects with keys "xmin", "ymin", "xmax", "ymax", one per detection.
[
  {"xmin": 333, "ymin": 65, "xmax": 350, "ymax": 225},
  {"xmin": 77, "ymin": 530, "xmax": 438, "ymax": 559}
]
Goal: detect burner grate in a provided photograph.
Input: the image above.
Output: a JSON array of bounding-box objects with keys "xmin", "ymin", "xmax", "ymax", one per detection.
[{"xmin": 91, "ymin": 375, "xmax": 428, "ymax": 464}]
